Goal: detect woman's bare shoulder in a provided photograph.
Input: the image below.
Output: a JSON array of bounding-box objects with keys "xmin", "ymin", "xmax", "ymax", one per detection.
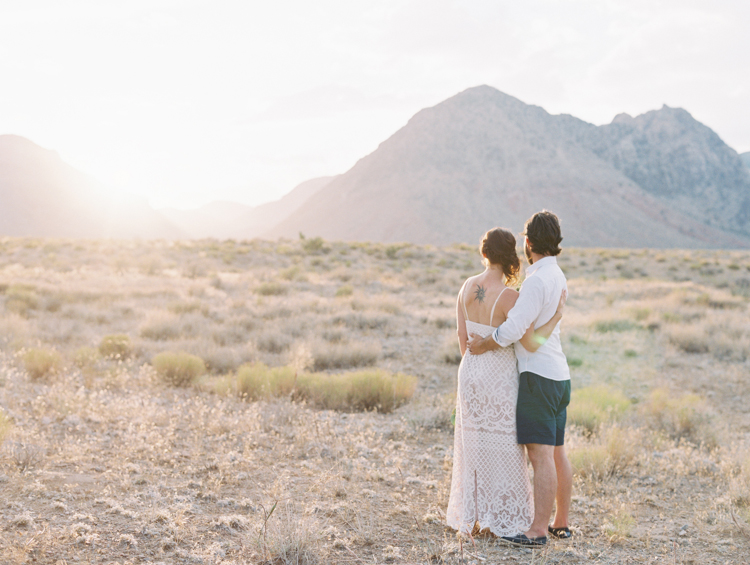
[
  {"xmin": 460, "ymin": 273, "xmax": 482, "ymax": 291},
  {"xmin": 500, "ymin": 286, "xmax": 520, "ymax": 306}
]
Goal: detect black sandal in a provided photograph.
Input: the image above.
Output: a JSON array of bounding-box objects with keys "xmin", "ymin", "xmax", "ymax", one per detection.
[{"xmin": 548, "ymin": 526, "xmax": 572, "ymax": 539}]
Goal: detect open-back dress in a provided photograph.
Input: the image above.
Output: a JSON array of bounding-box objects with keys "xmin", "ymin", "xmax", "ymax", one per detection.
[{"xmin": 446, "ymin": 285, "xmax": 534, "ymax": 536}]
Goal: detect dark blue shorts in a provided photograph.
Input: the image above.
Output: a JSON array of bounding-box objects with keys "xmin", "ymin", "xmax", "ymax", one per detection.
[{"xmin": 517, "ymin": 372, "xmax": 571, "ymax": 446}]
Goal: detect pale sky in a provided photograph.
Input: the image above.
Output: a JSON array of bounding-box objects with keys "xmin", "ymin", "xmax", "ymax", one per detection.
[{"xmin": 1, "ymin": 0, "xmax": 748, "ymax": 209}]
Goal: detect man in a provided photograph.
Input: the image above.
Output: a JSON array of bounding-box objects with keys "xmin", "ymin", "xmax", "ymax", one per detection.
[{"xmin": 467, "ymin": 210, "xmax": 572, "ymax": 547}]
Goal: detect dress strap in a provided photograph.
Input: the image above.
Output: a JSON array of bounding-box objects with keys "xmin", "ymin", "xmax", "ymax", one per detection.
[{"xmin": 489, "ymin": 287, "xmax": 508, "ymax": 325}]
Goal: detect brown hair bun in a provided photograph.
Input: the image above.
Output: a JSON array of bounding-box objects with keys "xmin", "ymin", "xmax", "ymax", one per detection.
[{"xmin": 480, "ymin": 228, "xmax": 520, "ymax": 286}]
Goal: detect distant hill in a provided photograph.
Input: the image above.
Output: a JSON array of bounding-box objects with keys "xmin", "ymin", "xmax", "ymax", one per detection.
[
  {"xmin": 268, "ymin": 86, "xmax": 750, "ymax": 248},
  {"xmin": 0, "ymin": 135, "xmax": 184, "ymax": 239},
  {"xmin": 742, "ymin": 152, "xmax": 750, "ymax": 169},
  {"xmin": 160, "ymin": 176, "xmax": 335, "ymax": 239}
]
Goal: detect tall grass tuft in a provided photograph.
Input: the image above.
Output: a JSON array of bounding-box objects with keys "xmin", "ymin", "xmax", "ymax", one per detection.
[
  {"xmin": 569, "ymin": 425, "xmax": 639, "ymax": 480},
  {"xmin": 642, "ymin": 388, "xmax": 713, "ymax": 446},
  {"xmin": 99, "ymin": 334, "xmax": 132, "ymax": 359},
  {"xmin": 4, "ymin": 285, "xmax": 39, "ymax": 317},
  {"xmin": 568, "ymin": 385, "xmax": 630, "ymax": 436},
  {"xmin": 296, "ymin": 369, "xmax": 417, "ymax": 413},
  {"xmin": 230, "ymin": 364, "xmax": 417, "ymax": 413},
  {"xmin": 152, "ymin": 351, "xmax": 206, "ymax": 386},
  {"xmin": 22, "ymin": 348, "xmax": 63, "ymax": 381},
  {"xmin": 236, "ymin": 363, "xmax": 297, "ymax": 400}
]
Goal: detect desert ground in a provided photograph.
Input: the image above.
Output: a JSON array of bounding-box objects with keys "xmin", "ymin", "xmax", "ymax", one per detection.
[{"xmin": 0, "ymin": 236, "xmax": 749, "ymax": 564}]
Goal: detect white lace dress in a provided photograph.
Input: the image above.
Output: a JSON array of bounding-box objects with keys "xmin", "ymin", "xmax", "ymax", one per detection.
[{"xmin": 446, "ymin": 308, "xmax": 534, "ymax": 536}]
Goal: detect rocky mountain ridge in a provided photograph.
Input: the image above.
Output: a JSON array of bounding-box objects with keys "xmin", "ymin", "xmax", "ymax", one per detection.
[{"xmin": 269, "ymin": 86, "xmax": 750, "ymax": 248}]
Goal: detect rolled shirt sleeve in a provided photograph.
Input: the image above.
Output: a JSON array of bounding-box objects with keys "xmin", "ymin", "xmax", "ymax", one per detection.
[{"xmin": 492, "ymin": 277, "xmax": 545, "ymax": 347}]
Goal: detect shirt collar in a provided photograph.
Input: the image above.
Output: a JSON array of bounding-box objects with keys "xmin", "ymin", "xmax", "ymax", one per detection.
[{"xmin": 525, "ymin": 255, "xmax": 557, "ymax": 276}]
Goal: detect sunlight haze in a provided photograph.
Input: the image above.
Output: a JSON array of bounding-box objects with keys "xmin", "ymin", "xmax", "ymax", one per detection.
[{"xmin": 1, "ymin": 0, "xmax": 748, "ymax": 209}]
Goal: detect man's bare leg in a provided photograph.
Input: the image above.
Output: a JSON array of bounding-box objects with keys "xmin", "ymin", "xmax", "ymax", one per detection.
[
  {"xmin": 551, "ymin": 444, "xmax": 573, "ymax": 529},
  {"xmin": 524, "ymin": 443, "xmax": 557, "ymax": 538}
]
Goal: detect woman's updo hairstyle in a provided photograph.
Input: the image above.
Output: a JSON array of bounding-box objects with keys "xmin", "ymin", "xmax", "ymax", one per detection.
[{"xmin": 480, "ymin": 228, "xmax": 520, "ymax": 286}]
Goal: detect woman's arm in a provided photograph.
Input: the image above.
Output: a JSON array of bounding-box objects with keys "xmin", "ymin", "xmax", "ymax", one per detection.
[
  {"xmin": 456, "ymin": 286, "xmax": 469, "ymax": 356},
  {"xmin": 518, "ymin": 290, "xmax": 567, "ymax": 353}
]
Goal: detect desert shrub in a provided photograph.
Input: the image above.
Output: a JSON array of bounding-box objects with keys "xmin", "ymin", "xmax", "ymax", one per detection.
[
  {"xmin": 593, "ymin": 318, "xmax": 638, "ymax": 333},
  {"xmin": 74, "ymin": 346, "xmax": 100, "ymax": 369},
  {"xmin": 4, "ymin": 285, "xmax": 39, "ymax": 317},
  {"xmin": 301, "ymin": 236, "xmax": 327, "ymax": 254},
  {"xmin": 569, "ymin": 426, "xmax": 638, "ymax": 480},
  {"xmin": 280, "ymin": 265, "xmax": 307, "ymax": 282},
  {"xmin": 310, "ymin": 340, "xmax": 380, "ymax": 371},
  {"xmin": 140, "ymin": 313, "xmax": 188, "ymax": 341},
  {"xmin": 202, "ymin": 346, "xmax": 246, "ymax": 374},
  {"xmin": 666, "ymin": 326, "xmax": 708, "ymax": 354},
  {"xmin": 568, "ymin": 385, "xmax": 630, "ymax": 436},
  {"xmin": 296, "ymin": 369, "xmax": 417, "ymax": 413},
  {"xmin": 99, "ymin": 334, "xmax": 132, "ymax": 359},
  {"xmin": 22, "ymin": 348, "xmax": 63, "ymax": 381},
  {"xmin": 256, "ymin": 332, "xmax": 293, "ymax": 354},
  {"xmin": 569, "ymin": 445, "xmax": 608, "ymax": 479},
  {"xmin": 0, "ymin": 314, "xmax": 31, "ymax": 350},
  {"xmin": 603, "ymin": 506, "xmax": 635, "ymax": 541},
  {"xmin": 0, "ymin": 409, "xmax": 11, "ymax": 447},
  {"xmin": 335, "ymin": 284, "xmax": 353, "ymax": 297},
  {"xmin": 434, "ymin": 317, "xmax": 453, "ymax": 329},
  {"xmin": 331, "ymin": 312, "xmax": 389, "ymax": 330},
  {"xmin": 438, "ymin": 334, "xmax": 462, "ymax": 365},
  {"xmin": 642, "ymin": 388, "xmax": 713, "ymax": 446},
  {"xmin": 211, "ymin": 326, "xmax": 247, "ymax": 346},
  {"xmin": 168, "ymin": 301, "xmax": 207, "ymax": 315},
  {"xmin": 257, "ymin": 281, "xmax": 288, "ymax": 296},
  {"xmin": 236, "ymin": 363, "xmax": 297, "ymax": 400},
  {"xmin": 151, "ymin": 351, "xmax": 206, "ymax": 386},
  {"xmin": 256, "ymin": 501, "xmax": 320, "ymax": 565}
]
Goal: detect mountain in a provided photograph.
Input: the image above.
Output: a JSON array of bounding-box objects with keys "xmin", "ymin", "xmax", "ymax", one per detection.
[
  {"xmin": 742, "ymin": 152, "xmax": 750, "ymax": 169},
  {"xmin": 160, "ymin": 176, "xmax": 335, "ymax": 239},
  {"xmin": 0, "ymin": 135, "xmax": 184, "ymax": 239},
  {"xmin": 238, "ymin": 176, "xmax": 335, "ymax": 238},
  {"xmin": 583, "ymin": 108, "xmax": 750, "ymax": 235},
  {"xmin": 268, "ymin": 86, "xmax": 750, "ymax": 248}
]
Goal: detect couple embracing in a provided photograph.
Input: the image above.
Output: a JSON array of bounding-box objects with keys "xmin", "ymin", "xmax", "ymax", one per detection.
[{"xmin": 446, "ymin": 210, "xmax": 572, "ymax": 548}]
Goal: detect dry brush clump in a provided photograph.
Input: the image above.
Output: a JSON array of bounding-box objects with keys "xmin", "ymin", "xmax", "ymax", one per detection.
[
  {"xmin": 641, "ymin": 387, "xmax": 716, "ymax": 447},
  {"xmin": 567, "ymin": 384, "xmax": 631, "ymax": 436},
  {"xmin": 151, "ymin": 350, "xmax": 207, "ymax": 386},
  {"xmin": 225, "ymin": 362, "xmax": 416, "ymax": 413},
  {"xmin": 21, "ymin": 347, "xmax": 63, "ymax": 380},
  {"xmin": 98, "ymin": 333, "xmax": 133, "ymax": 359}
]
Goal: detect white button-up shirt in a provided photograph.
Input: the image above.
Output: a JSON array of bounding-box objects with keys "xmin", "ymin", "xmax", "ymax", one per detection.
[{"xmin": 492, "ymin": 256, "xmax": 570, "ymax": 382}]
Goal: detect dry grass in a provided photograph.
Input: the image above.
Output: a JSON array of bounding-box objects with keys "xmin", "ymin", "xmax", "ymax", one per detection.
[
  {"xmin": 0, "ymin": 239, "xmax": 749, "ymax": 563},
  {"xmin": 0, "ymin": 407, "xmax": 11, "ymax": 446},
  {"xmin": 152, "ymin": 350, "xmax": 207, "ymax": 386},
  {"xmin": 567, "ymin": 384, "xmax": 631, "ymax": 436},
  {"xmin": 21, "ymin": 347, "xmax": 63, "ymax": 381}
]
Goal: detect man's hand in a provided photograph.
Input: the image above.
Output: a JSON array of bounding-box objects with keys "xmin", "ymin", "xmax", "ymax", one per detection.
[{"xmin": 466, "ymin": 333, "xmax": 500, "ymax": 355}]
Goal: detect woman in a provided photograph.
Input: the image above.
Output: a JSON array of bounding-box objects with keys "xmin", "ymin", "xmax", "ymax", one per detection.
[{"xmin": 446, "ymin": 227, "xmax": 565, "ymax": 537}]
